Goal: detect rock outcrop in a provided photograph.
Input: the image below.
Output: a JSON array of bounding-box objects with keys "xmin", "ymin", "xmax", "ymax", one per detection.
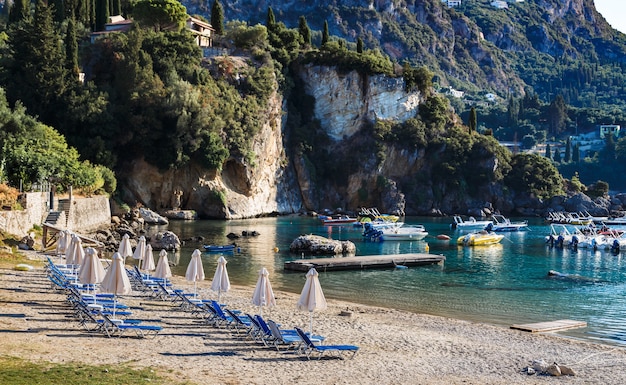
[{"xmin": 289, "ymin": 235, "xmax": 356, "ymax": 255}]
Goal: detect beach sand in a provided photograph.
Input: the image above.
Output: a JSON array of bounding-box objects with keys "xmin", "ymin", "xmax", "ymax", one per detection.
[{"xmin": 1, "ymin": 252, "xmax": 625, "ymax": 385}]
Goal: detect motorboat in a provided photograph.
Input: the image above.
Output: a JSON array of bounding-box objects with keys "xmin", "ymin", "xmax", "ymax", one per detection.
[
  {"xmin": 203, "ymin": 244, "xmax": 236, "ymax": 252},
  {"xmin": 486, "ymin": 215, "xmax": 528, "ymax": 232},
  {"xmin": 319, "ymin": 215, "xmax": 358, "ymax": 225},
  {"xmin": 450, "ymin": 216, "xmax": 491, "ymax": 231},
  {"xmin": 379, "ymin": 223, "xmax": 428, "ymax": 241},
  {"xmin": 457, "ymin": 231, "xmax": 504, "ymax": 246}
]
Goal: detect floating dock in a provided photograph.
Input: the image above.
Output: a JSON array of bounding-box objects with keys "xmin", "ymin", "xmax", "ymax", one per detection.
[
  {"xmin": 284, "ymin": 253, "xmax": 445, "ymax": 272},
  {"xmin": 510, "ymin": 319, "xmax": 587, "ymax": 333}
]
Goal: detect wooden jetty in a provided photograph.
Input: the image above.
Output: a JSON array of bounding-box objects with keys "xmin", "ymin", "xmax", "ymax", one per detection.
[
  {"xmin": 284, "ymin": 253, "xmax": 445, "ymax": 272},
  {"xmin": 510, "ymin": 319, "xmax": 587, "ymax": 333}
]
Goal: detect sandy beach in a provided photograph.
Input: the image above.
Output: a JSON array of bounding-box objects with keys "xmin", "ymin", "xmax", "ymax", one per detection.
[{"xmin": 1, "ymin": 252, "xmax": 626, "ymax": 385}]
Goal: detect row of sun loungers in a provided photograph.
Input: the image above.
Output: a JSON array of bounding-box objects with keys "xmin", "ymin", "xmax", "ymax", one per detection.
[
  {"xmin": 46, "ymin": 257, "xmax": 359, "ymax": 359},
  {"xmin": 47, "ymin": 258, "xmax": 163, "ymax": 338}
]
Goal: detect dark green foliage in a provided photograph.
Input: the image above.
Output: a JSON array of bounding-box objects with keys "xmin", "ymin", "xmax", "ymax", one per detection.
[
  {"xmin": 131, "ymin": 0, "xmax": 188, "ymax": 32},
  {"xmin": 8, "ymin": 0, "xmax": 29, "ymax": 24},
  {"xmin": 553, "ymin": 147, "xmax": 561, "ymax": 163},
  {"xmin": 468, "ymin": 107, "xmax": 477, "ymax": 133},
  {"xmin": 95, "ymin": 0, "xmax": 108, "ymax": 31},
  {"xmin": 573, "ymin": 143, "xmax": 580, "ymax": 162},
  {"xmin": 65, "ymin": 18, "xmax": 79, "ymax": 78},
  {"xmin": 53, "ymin": 0, "xmax": 65, "ymax": 23},
  {"xmin": 564, "ymin": 136, "xmax": 571, "ymax": 162},
  {"xmin": 111, "ymin": 0, "xmax": 121, "ymax": 16},
  {"xmin": 211, "ymin": 0, "xmax": 223, "ymax": 35},
  {"xmin": 505, "ymin": 153, "xmax": 564, "ymax": 199},
  {"xmin": 5, "ymin": 0, "xmax": 66, "ymax": 126},
  {"xmin": 321, "ymin": 20, "xmax": 329, "ymax": 46},
  {"xmin": 266, "ymin": 7, "xmax": 275, "ymax": 30},
  {"xmin": 298, "ymin": 15, "xmax": 311, "ymax": 47},
  {"xmin": 545, "ymin": 143, "xmax": 551, "ymax": 159},
  {"xmin": 356, "ymin": 37, "xmax": 363, "ymax": 54},
  {"xmin": 547, "ymin": 94, "xmax": 567, "ymax": 135},
  {"xmin": 302, "ymin": 41, "xmax": 393, "ymax": 76},
  {"xmin": 403, "ymin": 64, "xmax": 433, "ymax": 96},
  {"xmin": 587, "ymin": 180, "xmax": 609, "ymax": 199}
]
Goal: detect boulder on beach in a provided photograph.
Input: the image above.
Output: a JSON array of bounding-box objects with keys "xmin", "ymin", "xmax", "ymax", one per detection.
[{"xmin": 289, "ymin": 234, "xmax": 356, "ymax": 255}]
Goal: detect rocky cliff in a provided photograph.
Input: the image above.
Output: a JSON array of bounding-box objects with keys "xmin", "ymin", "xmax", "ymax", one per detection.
[{"xmin": 118, "ymin": 89, "xmax": 304, "ymax": 219}]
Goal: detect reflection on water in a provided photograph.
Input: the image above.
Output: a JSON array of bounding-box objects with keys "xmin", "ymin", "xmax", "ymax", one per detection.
[{"xmin": 138, "ymin": 216, "xmax": 626, "ymax": 347}]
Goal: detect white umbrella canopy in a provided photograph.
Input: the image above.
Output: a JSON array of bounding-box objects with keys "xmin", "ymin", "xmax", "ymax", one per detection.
[
  {"xmin": 185, "ymin": 249, "xmax": 205, "ymax": 297},
  {"xmin": 251, "ymin": 267, "xmax": 275, "ymax": 316},
  {"xmin": 141, "ymin": 244, "xmax": 156, "ymax": 276},
  {"xmin": 132, "ymin": 236, "xmax": 147, "ymax": 261},
  {"xmin": 153, "ymin": 249, "xmax": 172, "ymax": 282},
  {"xmin": 78, "ymin": 247, "xmax": 106, "ymax": 292},
  {"xmin": 117, "ymin": 233, "xmax": 133, "ymax": 262},
  {"xmin": 100, "ymin": 252, "xmax": 132, "ymax": 318},
  {"xmin": 296, "ymin": 268, "xmax": 327, "ymax": 335},
  {"xmin": 211, "ymin": 256, "xmax": 231, "ymax": 303},
  {"xmin": 55, "ymin": 230, "xmax": 67, "ymax": 256},
  {"xmin": 65, "ymin": 234, "xmax": 76, "ymax": 264},
  {"xmin": 65, "ymin": 235, "xmax": 85, "ymax": 266}
]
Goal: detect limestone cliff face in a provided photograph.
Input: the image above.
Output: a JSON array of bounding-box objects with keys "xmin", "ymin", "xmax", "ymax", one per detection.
[
  {"xmin": 120, "ymin": 91, "xmax": 304, "ymax": 219},
  {"xmin": 299, "ymin": 65, "xmax": 421, "ymax": 142}
]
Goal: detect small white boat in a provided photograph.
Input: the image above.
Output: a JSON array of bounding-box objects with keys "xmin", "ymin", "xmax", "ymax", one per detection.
[
  {"xmin": 451, "ymin": 216, "xmax": 491, "ymax": 231},
  {"xmin": 486, "ymin": 215, "xmax": 528, "ymax": 232},
  {"xmin": 380, "ymin": 223, "xmax": 428, "ymax": 241}
]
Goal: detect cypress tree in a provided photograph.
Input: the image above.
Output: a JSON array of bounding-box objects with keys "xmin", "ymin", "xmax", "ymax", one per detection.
[
  {"xmin": 553, "ymin": 147, "xmax": 561, "ymax": 163},
  {"xmin": 266, "ymin": 7, "xmax": 275, "ymax": 31},
  {"xmin": 356, "ymin": 37, "xmax": 363, "ymax": 53},
  {"xmin": 468, "ymin": 107, "xmax": 477, "ymax": 133},
  {"xmin": 298, "ymin": 15, "xmax": 311, "ymax": 46},
  {"xmin": 95, "ymin": 0, "xmax": 108, "ymax": 31},
  {"xmin": 321, "ymin": 20, "xmax": 329, "ymax": 46},
  {"xmin": 111, "ymin": 0, "xmax": 121, "ymax": 16},
  {"xmin": 545, "ymin": 143, "xmax": 551, "ymax": 159},
  {"xmin": 65, "ymin": 17, "xmax": 79, "ymax": 79},
  {"xmin": 573, "ymin": 143, "xmax": 580, "ymax": 163},
  {"xmin": 211, "ymin": 0, "xmax": 223, "ymax": 35},
  {"xmin": 564, "ymin": 136, "xmax": 571, "ymax": 162}
]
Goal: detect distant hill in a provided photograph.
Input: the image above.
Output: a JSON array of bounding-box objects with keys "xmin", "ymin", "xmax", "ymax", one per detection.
[{"xmin": 185, "ymin": 0, "xmax": 626, "ymax": 109}]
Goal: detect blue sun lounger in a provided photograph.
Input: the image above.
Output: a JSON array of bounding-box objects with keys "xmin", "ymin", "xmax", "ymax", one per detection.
[{"xmin": 295, "ymin": 327, "xmax": 359, "ymax": 360}]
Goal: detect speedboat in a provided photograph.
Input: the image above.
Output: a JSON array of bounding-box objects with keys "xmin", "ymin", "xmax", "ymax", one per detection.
[
  {"xmin": 457, "ymin": 231, "xmax": 504, "ymax": 246},
  {"xmin": 450, "ymin": 216, "xmax": 491, "ymax": 231},
  {"xmin": 379, "ymin": 223, "xmax": 428, "ymax": 241},
  {"xmin": 203, "ymin": 244, "xmax": 236, "ymax": 252},
  {"xmin": 486, "ymin": 215, "xmax": 528, "ymax": 232},
  {"xmin": 319, "ymin": 215, "xmax": 358, "ymax": 225}
]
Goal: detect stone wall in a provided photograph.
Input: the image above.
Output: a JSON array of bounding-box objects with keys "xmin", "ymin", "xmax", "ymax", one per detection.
[
  {"xmin": 0, "ymin": 193, "xmax": 111, "ymax": 237},
  {"xmin": 66, "ymin": 196, "xmax": 111, "ymax": 232},
  {"xmin": 0, "ymin": 192, "xmax": 49, "ymax": 237}
]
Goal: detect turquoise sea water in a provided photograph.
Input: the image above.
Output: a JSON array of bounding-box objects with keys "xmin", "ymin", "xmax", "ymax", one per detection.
[{"xmin": 144, "ymin": 216, "xmax": 626, "ymax": 347}]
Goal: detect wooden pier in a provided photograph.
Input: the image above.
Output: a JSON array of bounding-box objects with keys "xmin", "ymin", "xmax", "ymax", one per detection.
[
  {"xmin": 510, "ymin": 319, "xmax": 587, "ymax": 333},
  {"xmin": 284, "ymin": 253, "xmax": 445, "ymax": 272}
]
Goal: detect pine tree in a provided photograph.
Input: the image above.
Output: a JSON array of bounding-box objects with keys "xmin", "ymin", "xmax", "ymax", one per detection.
[
  {"xmin": 298, "ymin": 15, "xmax": 311, "ymax": 46},
  {"xmin": 545, "ymin": 143, "xmax": 551, "ymax": 159},
  {"xmin": 468, "ymin": 107, "xmax": 477, "ymax": 133},
  {"xmin": 321, "ymin": 20, "xmax": 329, "ymax": 46},
  {"xmin": 356, "ymin": 37, "xmax": 363, "ymax": 53},
  {"xmin": 211, "ymin": 0, "xmax": 223, "ymax": 35},
  {"xmin": 564, "ymin": 136, "xmax": 571, "ymax": 162}
]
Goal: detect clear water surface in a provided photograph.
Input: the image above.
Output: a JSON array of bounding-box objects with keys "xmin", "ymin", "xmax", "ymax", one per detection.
[{"xmin": 142, "ymin": 216, "xmax": 626, "ymax": 347}]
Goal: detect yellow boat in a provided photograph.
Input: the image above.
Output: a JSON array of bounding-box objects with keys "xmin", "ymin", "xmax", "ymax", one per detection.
[{"xmin": 457, "ymin": 231, "xmax": 504, "ymax": 246}]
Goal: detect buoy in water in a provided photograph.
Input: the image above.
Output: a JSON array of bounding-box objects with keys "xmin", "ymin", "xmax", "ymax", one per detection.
[
  {"xmin": 436, "ymin": 234, "xmax": 451, "ymax": 240},
  {"xmin": 273, "ymin": 247, "xmax": 279, "ymax": 252}
]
